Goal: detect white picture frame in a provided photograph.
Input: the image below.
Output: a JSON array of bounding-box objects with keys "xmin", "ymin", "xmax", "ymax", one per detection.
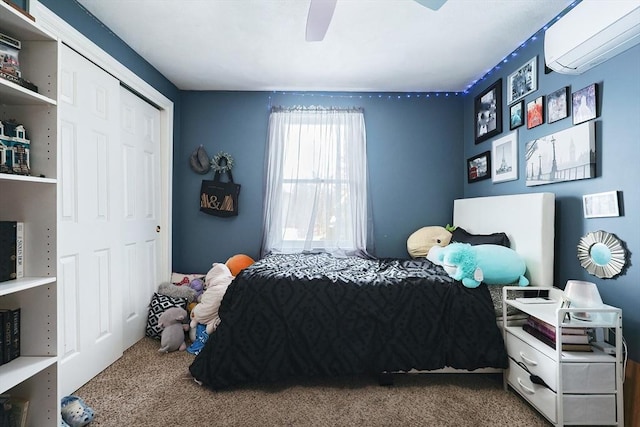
[
  {"xmin": 583, "ymin": 191, "xmax": 620, "ymax": 218},
  {"xmin": 507, "ymin": 56, "xmax": 538, "ymax": 105},
  {"xmin": 491, "ymin": 131, "xmax": 518, "ymax": 183}
]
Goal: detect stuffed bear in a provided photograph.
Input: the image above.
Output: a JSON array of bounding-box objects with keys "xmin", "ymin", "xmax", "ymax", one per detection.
[
  {"xmin": 437, "ymin": 242, "xmax": 529, "ymax": 288},
  {"xmin": 157, "ymin": 306, "xmax": 189, "ymax": 353},
  {"xmin": 191, "ymin": 263, "xmax": 234, "ymax": 334},
  {"xmin": 406, "ymin": 226, "xmax": 453, "ymax": 258}
]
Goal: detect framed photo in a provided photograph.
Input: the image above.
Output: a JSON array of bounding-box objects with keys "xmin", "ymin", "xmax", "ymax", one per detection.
[
  {"xmin": 474, "ymin": 79, "xmax": 502, "ymax": 144},
  {"xmin": 509, "ymin": 100, "xmax": 524, "ymax": 130},
  {"xmin": 507, "ymin": 56, "xmax": 537, "ymax": 104},
  {"xmin": 583, "ymin": 191, "xmax": 620, "ymax": 218},
  {"xmin": 547, "ymin": 86, "xmax": 569, "ymax": 123},
  {"xmin": 467, "ymin": 151, "xmax": 491, "ymax": 183},
  {"xmin": 491, "ymin": 131, "xmax": 518, "ymax": 183},
  {"xmin": 526, "ymin": 96, "xmax": 545, "ymax": 129},
  {"xmin": 572, "ymin": 83, "xmax": 598, "ymax": 125},
  {"xmin": 525, "ymin": 121, "xmax": 595, "ymax": 186}
]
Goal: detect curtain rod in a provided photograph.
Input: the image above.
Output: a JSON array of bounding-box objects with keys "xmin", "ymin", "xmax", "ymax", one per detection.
[{"xmin": 270, "ymin": 105, "xmax": 364, "ymax": 113}]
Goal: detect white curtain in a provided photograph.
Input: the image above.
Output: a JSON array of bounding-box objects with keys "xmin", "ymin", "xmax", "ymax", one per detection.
[{"xmin": 262, "ymin": 106, "xmax": 368, "ymax": 257}]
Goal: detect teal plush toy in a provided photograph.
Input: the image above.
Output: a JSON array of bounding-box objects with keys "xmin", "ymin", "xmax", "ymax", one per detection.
[{"xmin": 437, "ymin": 242, "xmax": 529, "ymax": 288}]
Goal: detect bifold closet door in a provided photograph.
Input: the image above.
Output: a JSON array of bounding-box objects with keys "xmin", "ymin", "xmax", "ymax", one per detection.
[
  {"xmin": 119, "ymin": 87, "xmax": 162, "ymax": 351},
  {"xmin": 58, "ymin": 44, "xmax": 124, "ymax": 396}
]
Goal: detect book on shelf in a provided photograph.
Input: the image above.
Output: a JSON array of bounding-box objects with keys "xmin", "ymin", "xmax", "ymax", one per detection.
[
  {"xmin": 526, "ymin": 316, "xmax": 588, "ymax": 340},
  {"xmin": 522, "ymin": 323, "xmax": 592, "ymax": 352},
  {"xmin": 0, "ymin": 221, "xmax": 24, "ymax": 282},
  {"xmin": 0, "ymin": 394, "xmax": 29, "ymax": 427},
  {"xmin": 0, "ymin": 307, "xmax": 20, "ymax": 365}
]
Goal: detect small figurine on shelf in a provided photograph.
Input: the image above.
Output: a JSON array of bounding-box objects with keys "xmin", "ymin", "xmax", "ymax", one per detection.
[{"xmin": 0, "ymin": 120, "xmax": 30, "ymax": 175}]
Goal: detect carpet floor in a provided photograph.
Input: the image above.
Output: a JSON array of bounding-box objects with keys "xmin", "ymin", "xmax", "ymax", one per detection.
[{"xmin": 74, "ymin": 337, "xmax": 551, "ymax": 426}]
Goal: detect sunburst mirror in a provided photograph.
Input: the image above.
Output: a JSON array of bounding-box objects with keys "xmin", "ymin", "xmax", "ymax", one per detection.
[{"xmin": 577, "ymin": 230, "xmax": 627, "ymax": 279}]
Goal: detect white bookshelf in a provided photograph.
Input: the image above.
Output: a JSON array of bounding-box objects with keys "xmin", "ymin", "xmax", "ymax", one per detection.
[{"xmin": 0, "ymin": 1, "xmax": 59, "ymax": 425}]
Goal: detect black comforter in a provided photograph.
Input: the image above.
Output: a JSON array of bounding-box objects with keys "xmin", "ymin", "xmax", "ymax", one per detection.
[{"xmin": 189, "ymin": 253, "xmax": 507, "ymax": 389}]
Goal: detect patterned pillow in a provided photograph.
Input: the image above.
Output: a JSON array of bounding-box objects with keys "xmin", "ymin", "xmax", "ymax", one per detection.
[{"xmin": 145, "ymin": 292, "xmax": 188, "ymax": 340}]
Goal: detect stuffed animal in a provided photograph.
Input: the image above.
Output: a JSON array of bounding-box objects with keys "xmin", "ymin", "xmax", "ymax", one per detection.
[
  {"xmin": 191, "ymin": 263, "xmax": 234, "ymax": 334},
  {"xmin": 437, "ymin": 242, "xmax": 529, "ymax": 288},
  {"xmin": 157, "ymin": 307, "xmax": 189, "ymax": 353},
  {"xmin": 406, "ymin": 226, "xmax": 453, "ymax": 258},
  {"xmin": 225, "ymin": 254, "xmax": 255, "ymax": 277}
]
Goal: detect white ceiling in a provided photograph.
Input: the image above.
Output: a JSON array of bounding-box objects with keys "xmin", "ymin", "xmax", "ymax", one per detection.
[{"xmin": 75, "ymin": 0, "xmax": 574, "ymax": 93}]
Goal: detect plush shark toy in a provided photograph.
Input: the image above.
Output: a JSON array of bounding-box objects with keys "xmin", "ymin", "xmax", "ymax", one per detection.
[{"xmin": 436, "ymin": 242, "xmax": 529, "ymax": 288}]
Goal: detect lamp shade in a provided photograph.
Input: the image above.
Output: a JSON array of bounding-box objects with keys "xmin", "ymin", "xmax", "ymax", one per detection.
[{"xmin": 563, "ymin": 280, "xmax": 603, "ymax": 321}]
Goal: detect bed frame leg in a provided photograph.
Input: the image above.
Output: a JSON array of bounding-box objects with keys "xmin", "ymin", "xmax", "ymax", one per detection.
[{"xmin": 378, "ymin": 372, "xmax": 394, "ymax": 386}]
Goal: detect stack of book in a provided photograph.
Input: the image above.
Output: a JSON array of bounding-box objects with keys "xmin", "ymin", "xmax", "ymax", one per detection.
[
  {"xmin": 523, "ymin": 315, "xmax": 592, "ymax": 352},
  {"xmin": 0, "ymin": 394, "xmax": 29, "ymax": 427},
  {"xmin": 0, "ymin": 307, "xmax": 20, "ymax": 365}
]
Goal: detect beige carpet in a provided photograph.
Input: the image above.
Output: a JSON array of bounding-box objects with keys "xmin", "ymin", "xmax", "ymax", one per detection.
[{"xmin": 75, "ymin": 337, "xmax": 550, "ymax": 426}]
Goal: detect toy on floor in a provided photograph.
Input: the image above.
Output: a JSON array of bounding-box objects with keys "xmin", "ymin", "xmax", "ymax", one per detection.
[
  {"xmin": 437, "ymin": 242, "xmax": 529, "ymax": 288},
  {"xmin": 61, "ymin": 395, "xmax": 94, "ymax": 427},
  {"xmin": 187, "ymin": 323, "xmax": 209, "ymax": 355},
  {"xmin": 157, "ymin": 307, "xmax": 189, "ymax": 353},
  {"xmin": 191, "ymin": 263, "xmax": 234, "ymax": 334}
]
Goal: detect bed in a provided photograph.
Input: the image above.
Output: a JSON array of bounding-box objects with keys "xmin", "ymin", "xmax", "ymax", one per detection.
[{"xmin": 189, "ymin": 192, "xmax": 555, "ymax": 390}]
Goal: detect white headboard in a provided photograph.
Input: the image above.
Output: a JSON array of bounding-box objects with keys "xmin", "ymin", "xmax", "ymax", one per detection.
[{"xmin": 453, "ymin": 193, "xmax": 555, "ymax": 288}]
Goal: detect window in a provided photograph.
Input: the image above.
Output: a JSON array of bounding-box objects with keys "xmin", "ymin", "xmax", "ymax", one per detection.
[{"xmin": 262, "ymin": 107, "xmax": 368, "ymax": 256}]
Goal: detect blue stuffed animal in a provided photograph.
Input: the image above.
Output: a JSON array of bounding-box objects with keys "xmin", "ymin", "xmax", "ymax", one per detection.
[{"xmin": 437, "ymin": 242, "xmax": 529, "ymax": 288}]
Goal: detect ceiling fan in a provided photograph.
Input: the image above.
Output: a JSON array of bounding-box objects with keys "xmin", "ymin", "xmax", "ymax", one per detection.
[{"xmin": 305, "ymin": 0, "xmax": 448, "ymax": 42}]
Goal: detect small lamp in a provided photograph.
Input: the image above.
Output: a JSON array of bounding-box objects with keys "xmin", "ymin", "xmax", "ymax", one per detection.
[{"xmin": 563, "ymin": 280, "xmax": 603, "ymax": 321}]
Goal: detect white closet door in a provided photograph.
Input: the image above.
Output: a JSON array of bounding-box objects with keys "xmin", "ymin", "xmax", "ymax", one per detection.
[
  {"xmin": 58, "ymin": 44, "xmax": 124, "ymax": 396},
  {"xmin": 119, "ymin": 87, "xmax": 162, "ymax": 350}
]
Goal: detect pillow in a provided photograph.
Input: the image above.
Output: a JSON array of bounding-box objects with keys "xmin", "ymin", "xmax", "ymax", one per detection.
[
  {"xmin": 170, "ymin": 272, "xmax": 205, "ymax": 285},
  {"xmin": 451, "ymin": 227, "xmax": 510, "ymax": 247},
  {"xmin": 145, "ymin": 292, "xmax": 188, "ymax": 340}
]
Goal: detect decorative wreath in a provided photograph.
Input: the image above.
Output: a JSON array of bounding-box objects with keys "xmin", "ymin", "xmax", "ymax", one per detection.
[{"xmin": 211, "ymin": 151, "xmax": 234, "ymax": 174}]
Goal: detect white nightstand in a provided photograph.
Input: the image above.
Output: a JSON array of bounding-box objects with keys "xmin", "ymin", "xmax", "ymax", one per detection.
[{"xmin": 502, "ymin": 286, "xmax": 624, "ymax": 426}]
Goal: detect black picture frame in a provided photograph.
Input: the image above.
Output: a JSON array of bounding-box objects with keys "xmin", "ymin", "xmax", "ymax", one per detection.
[
  {"xmin": 526, "ymin": 96, "xmax": 545, "ymax": 129},
  {"xmin": 547, "ymin": 86, "xmax": 569, "ymax": 124},
  {"xmin": 509, "ymin": 100, "xmax": 524, "ymax": 130},
  {"xmin": 474, "ymin": 79, "xmax": 503, "ymax": 144},
  {"xmin": 467, "ymin": 151, "xmax": 491, "ymax": 183},
  {"xmin": 507, "ymin": 56, "xmax": 538, "ymax": 104},
  {"xmin": 572, "ymin": 83, "xmax": 598, "ymax": 125}
]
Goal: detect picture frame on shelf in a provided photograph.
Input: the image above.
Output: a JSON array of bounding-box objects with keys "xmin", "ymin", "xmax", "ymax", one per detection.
[
  {"xmin": 572, "ymin": 83, "xmax": 598, "ymax": 125},
  {"xmin": 526, "ymin": 96, "xmax": 544, "ymax": 129},
  {"xmin": 507, "ymin": 56, "xmax": 537, "ymax": 104},
  {"xmin": 467, "ymin": 151, "xmax": 491, "ymax": 183},
  {"xmin": 583, "ymin": 191, "xmax": 620, "ymax": 218},
  {"xmin": 491, "ymin": 131, "xmax": 518, "ymax": 183},
  {"xmin": 547, "ymin": 86, "xmax": 569, "ymax": 124},
  {"xmin": 474, "ymin": 79, "xmax": 502, "ymax": 144},
  {"xmin": 509, "ymin": 100, "xmax": 524, "ymax": 130}
]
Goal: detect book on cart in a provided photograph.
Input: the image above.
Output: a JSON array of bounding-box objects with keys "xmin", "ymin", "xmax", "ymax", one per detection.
[
  {"xmin": 0, "ymin": 221, "xmax": 24, "ymax": 282},
  {"xmin": 526, "ymin": 315, "xmax": 590, "ymax": 341},
  {"xmin": 522, "ymin": 322, "xmax": 592, "ymax": 352}
]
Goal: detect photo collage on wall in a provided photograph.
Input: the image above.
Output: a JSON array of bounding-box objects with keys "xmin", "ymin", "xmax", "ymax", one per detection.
[{"xmin": 468, "ymin": 54, "xmax": 600, "ymax": 187}]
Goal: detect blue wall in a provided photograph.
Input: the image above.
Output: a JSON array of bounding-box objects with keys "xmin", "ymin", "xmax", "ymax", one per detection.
[
  {"xmin": 464, "ymin": 40, "xmax": 640, "ymax": 360},
  {"xmin": 34, "ymin": 0, "xmax": 640, "ymax": 361},
  {"xmin": 176, "ymin": 91, "xmax": 464, "ymax": 270}
]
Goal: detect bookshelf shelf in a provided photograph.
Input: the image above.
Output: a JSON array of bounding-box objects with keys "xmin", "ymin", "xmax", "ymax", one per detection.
[
  {"xmin": 503, "ymin": 286, "xmax": 623, "ymax": 426},
  {"xmin": 0, "ymin": 2, "xmax": 59, "ymax": 425}
]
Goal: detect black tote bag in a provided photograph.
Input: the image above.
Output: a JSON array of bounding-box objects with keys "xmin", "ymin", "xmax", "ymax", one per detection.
[{"xmin": 200, "ymin": 170, "xmax": 241, "ymax": 217}]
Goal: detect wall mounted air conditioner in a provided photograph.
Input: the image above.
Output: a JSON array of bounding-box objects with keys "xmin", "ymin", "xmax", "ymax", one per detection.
[{"xmin": 544, "ymin": 0, "xmax": 640, "ymax": 75}]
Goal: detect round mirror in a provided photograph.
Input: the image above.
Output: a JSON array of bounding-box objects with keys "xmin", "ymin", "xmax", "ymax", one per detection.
[{"xmin": 577, "ymin": 230, "xmax": 627, "ymax": 279}]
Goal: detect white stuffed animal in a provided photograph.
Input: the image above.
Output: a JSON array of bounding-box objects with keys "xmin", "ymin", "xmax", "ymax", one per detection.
[{"xmin": 190, "ymin": 263, "xmax": 234, "ymax": 334}]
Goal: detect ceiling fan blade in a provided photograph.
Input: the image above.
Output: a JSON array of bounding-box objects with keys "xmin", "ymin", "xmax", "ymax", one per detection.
[
  {"xmin": 306, "ymin": 0, "xmax": 338, "ymax": 42},
  {"xmin": 414, "ymin": 0, "xmax": 447, "ymax": 11}
]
